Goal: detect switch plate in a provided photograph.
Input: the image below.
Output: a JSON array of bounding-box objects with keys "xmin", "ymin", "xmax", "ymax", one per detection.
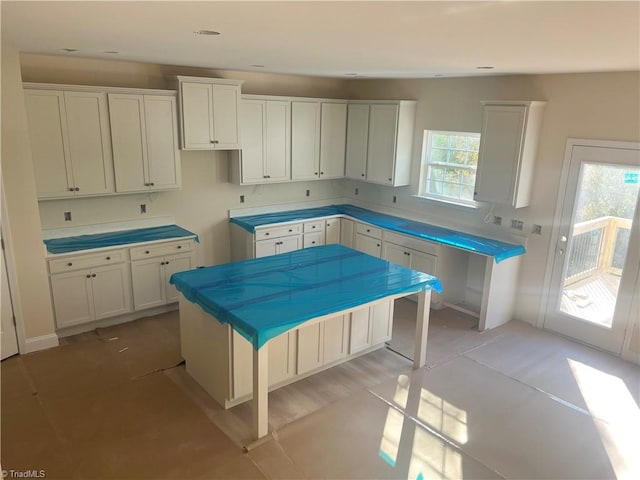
[
  {"xmin": 140, "ymin": 204, "xmax": 146, "ymax": 214},
  {"xmin": 532, "ymin": 224, "xmax": 542, "ymax": 235},
  {"xmin": 510, "ymin": 219, "xmax": 524, "ymax": 231},
  {"xmin": 240, "ymin": 195, "xmax": 245, "ymax": 203},
  {"xmin": 306, "ymin": 189, "xmax": 310, "ymax": 197},
  {"xmin": 64, "ymin": 211, "xmax": 72, "ymax": 221},
  {"xmin": 492, "ymin": 215, "xmax": 502, "ymax": 226}
]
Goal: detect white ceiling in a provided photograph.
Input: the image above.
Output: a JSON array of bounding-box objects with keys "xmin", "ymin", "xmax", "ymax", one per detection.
[{"xmin": 2, "ymin": 1, "xmax": 639, "ymax": 79}]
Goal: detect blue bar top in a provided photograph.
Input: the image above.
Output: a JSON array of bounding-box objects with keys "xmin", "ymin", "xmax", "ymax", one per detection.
[
  {"xmin": 170, "ymin": 244, "xmax": 442, "ymax": 349},
  {"xmin": 44, "ymin": 225, "xmax": 198, "ymax": 254},
  {"xmin": 230, "ymin": 204, "xmax": 525, "ymax": 263}
]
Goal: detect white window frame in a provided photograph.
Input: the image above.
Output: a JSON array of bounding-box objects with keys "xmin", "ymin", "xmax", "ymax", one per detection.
[{"xmin": 418, "ymin": 130, "xmax": 481, "ymax": 208}]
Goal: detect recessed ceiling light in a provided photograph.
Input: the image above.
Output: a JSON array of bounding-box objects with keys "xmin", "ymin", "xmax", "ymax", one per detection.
[
  {"xmin": 103, "ymin": 51, "xmax": 119, "ymax": 54},
  {"xmin": 194, "ymin": 30, "xmax": 220, "ymax": 36},
  {"xmin": 250, "ymin": 64, "xmax": 264, "ymax": 68},
  {"xmin": 345, "ymin": 73, "xmax": 359, "ymax": 76},
  {"xmin": 60, "ymin": 48, "xmax": 78, "ymax": 52},
  {"xmin": 434, "ymin": 74, "xmax": 444, "ymax": 77},
  {"xmin": 476, "ymin": 66, "xmax": 494, "ymax": 70}
]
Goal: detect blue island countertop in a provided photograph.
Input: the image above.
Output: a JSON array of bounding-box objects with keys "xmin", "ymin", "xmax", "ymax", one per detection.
[
  {"xmin": 44, "ymin": 225, "xmax": 198, "ymax": 255},
  {"xmin": 170, "ymin": 244, "xmax": 442, "ymax": 349},
  {"xmin": 230, "ymin": 204, "xmax": 525, "ymax": 263}
]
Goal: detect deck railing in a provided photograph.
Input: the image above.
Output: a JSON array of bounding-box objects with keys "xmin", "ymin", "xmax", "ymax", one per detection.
[{"xmin": 565, "ymin": 216, "xmax": 632, "ymax": 285}]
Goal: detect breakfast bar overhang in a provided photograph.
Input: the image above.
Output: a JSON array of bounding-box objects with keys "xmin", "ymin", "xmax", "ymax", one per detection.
[{"xmin": 170, "ymin": 244, "xmax": 442, "ymax": 441}]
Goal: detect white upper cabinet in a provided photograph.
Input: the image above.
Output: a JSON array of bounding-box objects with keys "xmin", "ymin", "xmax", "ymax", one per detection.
[
  {"xmin": 319, "ymin": 102, "xmax": 347, "ymax": 179},
  {"xmin": 24, "ymin": 88, "xmax": 114, "ymax": 199},
  {"xmin": 345, "ymin": 104, "xmax": 369, "ymax": 180},
  {"xmin": 291, "ymin": 101, "xmax": 321, "ymax": 181},
  {"xmin": 233, "ymin": 97, "xmax": 291, "ymax": 184},
  {"xmin": 108, "ymin": 93, "xmax": 180, "ymax": 192},
  {"xmin": 177, "ymin": 76, "xmax": 242, "ymax": 150},
  {"xmin": 345, "ymin": 101, "xmax": 417, "ymax": 187},
  {"xmin": 474, "ymin": 101, "xmax": 545, "ymax": 208}
]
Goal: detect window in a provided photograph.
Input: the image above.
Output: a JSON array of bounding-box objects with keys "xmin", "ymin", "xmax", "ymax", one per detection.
[{"xmin": 420, "ymin": 130, "xmax": 480, "ymax": 205}]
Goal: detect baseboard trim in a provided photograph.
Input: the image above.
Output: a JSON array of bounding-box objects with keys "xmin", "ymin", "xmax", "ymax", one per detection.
[{"xmin": 23, "ymin": 333, "xmax": 60, "ymax": 353}]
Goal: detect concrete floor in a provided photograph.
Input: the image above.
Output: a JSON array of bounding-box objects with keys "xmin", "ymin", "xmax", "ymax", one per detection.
[{"xmin": 1, "ymin": 300, "xmax": 639, "ymax": 479}]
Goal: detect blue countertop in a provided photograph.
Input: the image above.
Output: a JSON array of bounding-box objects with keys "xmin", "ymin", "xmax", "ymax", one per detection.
[
  {"xmin": 170, "ymin": 244, "xmax": 442, "ymax": 349},
  {"xmin": 44, "ymin": 225, "xmax": 198, "ymax": 254},
  {"xmin": 230, "ymin": 204, "xmax": 525, "ymax": 263}
]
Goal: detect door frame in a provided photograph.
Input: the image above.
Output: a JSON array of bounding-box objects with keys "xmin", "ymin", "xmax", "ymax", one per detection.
[
  {"xmin": 539, "ymin": 138, "xmax": 640, "ymax": 357},
  {"xmin": 1, "ymin": 185, "xmax": 27, "ymax": 355}
]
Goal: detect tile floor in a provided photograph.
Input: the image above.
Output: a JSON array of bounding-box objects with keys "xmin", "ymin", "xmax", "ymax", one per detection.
[{"xmin": 1, "ymin": 301, "xmax": 638, "ymax": 479}]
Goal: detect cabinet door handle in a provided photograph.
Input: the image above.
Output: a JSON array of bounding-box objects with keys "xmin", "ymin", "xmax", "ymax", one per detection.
[
  {"xmin": 165, "ymin": 261, "xmax": 170, "ymax": 265},
  {"xmin": 67, "ymin": 262, "xmax": 73, "ymax": 267},
  {"xmin": 288, "ymin": 229, "xmax": 293, "ymax": 233},
  {"xmin": 320, "ymin": 172, "xmax": 324, "ymax": 175},
  {"xmin": 150, "ymin": 182, "xmax": 155, "ymax": 186},
  {"xmin": 210, "ymin": 140, "xmax": 219, "ymax": 144},
  {"xmin": 68, "ymin": 187, "xmax": 75, "ymax": 192},
  {"xmin": 361, "ymin": 173, "xmax": 365, "ymax": 177},
  {"xmin": 75, "ymin": 187, "xmax": 80, "ymax": 191},
  {"xmin": 105, "ymin": 256, "xmax": 111, "ymax": 260},
  {"xmin": 145, "ymin": 250, "xmax": 150, "ymax": 254},
  {"xmin": 86, "ymin": 274, "xmax": 91, "ymax": 278},
  {"xmin": 177, "ymin": 245, "xmax": 182, "ymax": 249},
  {"xmin": 388, "ymin": 178, "xmax": 392, "ymax": 182},
  {"xmin": 92, "ymin": 273, "xmax": 96, "ymax": 278},
  {"xmin": 265, "ymin": 232, "xmax": 270, "ymax": 236},
  {"xmin": 311, "ymin": 241, "xmax": 316, "ymax": 245},
  {"xmin": 315, "ymin": 172, "xmax": 318, "ymax": 176},
  {"xmin": 377, "ymin": 244, "xmax": 380, "ymax": 247},
  {"xmin": 366, "ymin": 229, "xmax": 370, "ymax": 233}
]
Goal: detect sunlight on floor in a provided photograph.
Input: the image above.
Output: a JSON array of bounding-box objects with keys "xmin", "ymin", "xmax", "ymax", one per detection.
[
  {"xmin": 379, "ymin": 374, "xmax": 469, "ymax": 479},
  {"xmin": 569, "ymin": 358, "xmax": 640, "ymax": 479}
]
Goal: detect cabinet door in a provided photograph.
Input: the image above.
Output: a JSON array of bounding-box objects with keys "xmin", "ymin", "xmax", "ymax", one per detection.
[
  {"xmin": 50, "ymin": 270, "xmax": 94, "ymax": 328},
  {"xmin": 325, "ymin": 219, "xmax": 341, "ymax": 245},
  {"xmin": 291, "ymin": 101, "xmax": 321, "ymax": 180},
  {"xmin": 181, "ymin": 82, "xmax": 214, "ymax": 149},
  {"xmin": 163, "ymin": 253, "xmax": 193, "ymax": 303},
  {"xmin": 303, "ymin": 232, "xmax": 324, "ymax": 248},
  {"xmin": 277, "ymin": 235, "xmax": 302, "ymax": 254},
  {"xmin": 24, "ymin": 90, "xmax": 73, "ymax": 198},
  {"xmin": 63, "ymin": 91, "xmax": 114, "ymax": 195},
  {"xmin": 264, "ymin": 100, "xmax": 291, "ymax": 182},
  {"xmin": 409, "ymin": 249, "xmax": 437, "ymax": 276},
  {"xmin": 370, "ymin": 301, "xmax": 393, "ymax": 345},
  {"xmin": 144, "ymin": 95, "xmax": 181, "ymax": 190},
  {"xmin": 108, "ymin": 94, "xmax": 148, "ymax": 192},
  {"xmin": 255, "ymin": 238, "xmax": 279, "ymax": 258},
  {"xmin": 340, "ymin": 218, "xmax": 355, "ymax": 248},
  {"xmin": 474, "ymin": 105, "xmax": 527, "ymax": 206},
  {"xmin": 354, "ymin": 233, "xmax": 382, "ymax": 257},
  {"xmin": 366, "ymin": 104, "xmax": 398, "ymax": 185},
  {"xmin": 382, "ymin": 242, "xmax": 411, "ymax": 267},
  {"xmin": 91, "ymin": 263, "xmax": 132, "ymax": 320},
  {"xmin": 239, "ymin": 99, "xmax": 266, "ymax": 183},
  {"xmin": 323, "ymin": 315, "xmax": 349, "ymax": 364},
  {"xmin": 131, "ymin": 257, "xmax": 166, "ymax": 310},
  {"xmin": 211, "ymin": 84, "xmax": 241, "ymax": 149},
  {"xmin": 319, "ymin": 102, "xmax": 347, "ymax": 179},
  {"xmin": 297, "ymin": 322, "xmax": 323, "ymax": 375},
  {"xmin": 349, "ymin": 308, "xmax": 371, "ymax": 354},
  {"xmin": 345, "ymin": 104, "xmax": 370, "ymax": 180}
]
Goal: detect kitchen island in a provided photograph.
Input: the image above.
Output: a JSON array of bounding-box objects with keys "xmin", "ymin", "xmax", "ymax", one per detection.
[{"xmin": 170, "ymin": 244, "xmax": 441, "ymax": 442}]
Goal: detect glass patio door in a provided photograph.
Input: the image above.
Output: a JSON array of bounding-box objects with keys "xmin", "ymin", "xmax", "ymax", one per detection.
[{"xmin": 544, "ymin": 141, "xmax": 640, "ymax": 354}]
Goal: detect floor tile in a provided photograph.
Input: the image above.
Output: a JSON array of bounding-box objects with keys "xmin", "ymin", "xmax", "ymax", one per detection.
[{"xmin": 371, "ymin": 357, "xmax": 620, "ymax": 479}]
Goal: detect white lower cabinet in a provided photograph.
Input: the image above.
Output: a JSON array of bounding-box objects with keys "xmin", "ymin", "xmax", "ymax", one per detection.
[
  {"xmin": 325, "ymin": 218, "xmax": 341, "ymax": 245},
  {"xmin": 255, "ymin": 235, "xmax": 302, "ymax": 257},
  {"xmin": 50, "ymin": 262, "xmax": 132, "ymax": 329},
  {"xmin": 223, "ymin": 300, "xmax": 392, "ymax": 406},
  {"xmin": 48, "ymin": 237, "xmax": 195, "ymax": 330},
  {"xmin": 131, "ymin": 252, "xmax": 193, "ymax": 310}
]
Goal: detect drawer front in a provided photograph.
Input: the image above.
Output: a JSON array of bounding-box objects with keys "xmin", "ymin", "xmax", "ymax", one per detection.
[
  {"xmin": 255, "ymin": 223, "xmax": 301, "ymax": 240},
  {"xmin": 383, "ymin": 231, "xmax": 439, "ymax": 256},
  {"xmin": 49, "ymin": 249, "xmax": 127, "ymax": 274},
  {"xmin": 303, "ymin": 231, "xmax": 325, "ymax": 248},
  {"xmin": 303, "ymin": 221, "xmax": 324, "ymax": 233},
  {"xmin": 355, "ymin": 223, "xmax": 382, "ymax": 239},
  {"xmin": 130, "ymin": 239, "xmax": 194, "ymax": 260}
]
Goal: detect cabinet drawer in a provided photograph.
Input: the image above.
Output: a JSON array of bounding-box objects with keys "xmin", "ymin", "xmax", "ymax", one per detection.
[
  {"xmin": 49, "ymin": 249, "xmax": 127, "ymax": 274},
  {"xmin": 130, "ymin": 239, "xmax": 194, "ymax": 260},
  {"xmin": 355, "ymin": 223, "xmax": 382, "ymax": 239},
  {"xmin": 303, "ymin": 221, "xmax": 324, "ymax": 233},
  {"xmin": 255, "ymin": 223, "xmax": 301, "ymax": 240},
  {"xmin": 383, "ymin": 231, "xmax": 439, "ymax": 256}
]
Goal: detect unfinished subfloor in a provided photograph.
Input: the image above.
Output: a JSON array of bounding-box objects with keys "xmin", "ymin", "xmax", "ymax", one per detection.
[{"xmin": 1, "ymin": 300, "xmax": 639, "ymax": 479}]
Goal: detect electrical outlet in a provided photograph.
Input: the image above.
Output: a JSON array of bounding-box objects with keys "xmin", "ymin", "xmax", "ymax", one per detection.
[
  {"xmin": 306, "ymin": 189, "xmax": 310, "ymax": 197},
  {"xmin": 532, "ymin": 224, "xmax": 542, "ymax": 235},
  {"xmin": 492, "ymin": 215, "xmax": 502, "ymax": 226},
  {"xmin": 510, "ymin": 219, "xmax": 524, "ymax": 231},
  {"xmin": 240, "ymin": 195, "xmax": 245, "ymax": 203},
  {"xmin": 64, "ymin": 211, "xmax": 72, "ymax": 221},
  {"xmin": 393, "ymin": 195, "xmax": 397, "ymax": 203},
  {"xmin": 140, "ymin": 204, "xmax": 146, "ymax": 214},
  {"xmin": 355, "ymin": 188, "xmax": 359, "ymax": 195}
]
